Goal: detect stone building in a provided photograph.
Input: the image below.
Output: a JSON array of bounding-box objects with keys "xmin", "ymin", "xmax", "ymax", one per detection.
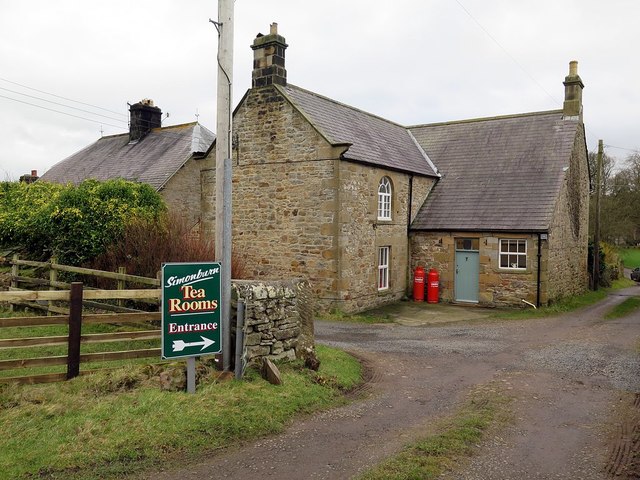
[
  {"xmin": 202, "ymin": 24, "xmax": 590, "ymax": 312},
  {"xmin": 40, "ymin": 99, "xmax": 215, "ymax": 230}
]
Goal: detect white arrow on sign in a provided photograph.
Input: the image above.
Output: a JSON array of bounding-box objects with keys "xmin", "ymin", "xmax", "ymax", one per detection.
[{"xmin": 172, "ymin": 336, "xmax": 215, "ymax": 353}]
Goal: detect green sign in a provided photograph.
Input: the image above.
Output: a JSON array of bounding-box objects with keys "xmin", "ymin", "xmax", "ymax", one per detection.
[{"xmin": 161, "ymin": 262, "xmax": 222, "ymax": 360}]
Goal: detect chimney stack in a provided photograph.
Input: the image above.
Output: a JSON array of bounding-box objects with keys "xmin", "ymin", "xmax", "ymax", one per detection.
[
  {"xmin": 563, "ymin": 60, "xmax": 584, "ymax": 121},
  {"xmin": 19, "ymin": 170, "xmax": 39, "ymax": 184},
  {"xmin": 129, "ymin": 99, "xmax": 162, "ymax": 142},
  {"xmin": 251, "ymin": 23, "xmax": 288, "ymax": 88}
]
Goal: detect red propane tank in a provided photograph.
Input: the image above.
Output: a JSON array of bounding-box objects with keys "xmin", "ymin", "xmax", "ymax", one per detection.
[
  {"xmin": 413, "ymin": 266, "xmax": 425, "ymax": 302},
  {"xmin": 427, "ymin": 268, "xmax": 439, "ymax": 304}
]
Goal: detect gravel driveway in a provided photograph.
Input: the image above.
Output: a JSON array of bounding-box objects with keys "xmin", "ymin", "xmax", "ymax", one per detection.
[{"xmin": 143, "ymin": 286, "xmax": 640, "ymax": 480}]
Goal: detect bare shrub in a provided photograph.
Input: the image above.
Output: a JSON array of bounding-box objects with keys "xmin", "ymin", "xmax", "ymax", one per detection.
[{"xmin": 87, "ymin": 212, "xmax": 247, "ymax": 286}]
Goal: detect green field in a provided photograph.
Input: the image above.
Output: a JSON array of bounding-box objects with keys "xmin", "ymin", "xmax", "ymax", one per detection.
[{"xmin": 619, "ymin": 248, "xmax": 640, "ymax": 269}]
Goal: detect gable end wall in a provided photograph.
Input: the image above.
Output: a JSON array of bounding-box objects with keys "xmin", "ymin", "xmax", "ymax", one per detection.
[
  {"xmin": 160, "ymin": 156, "xmax": 204, "ymax": 231},
  {"xmin": 547, "ymin": 125, "xmax": 590, "ymax": 300},
  {"xmin": 201, "ymin": 86, "xmax": 343, "ymax": 307}
]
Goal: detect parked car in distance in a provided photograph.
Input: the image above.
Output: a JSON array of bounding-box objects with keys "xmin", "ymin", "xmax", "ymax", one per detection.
[{"xmin": 631, "ymin": 268, "xmax": 640, "ymax": 282}]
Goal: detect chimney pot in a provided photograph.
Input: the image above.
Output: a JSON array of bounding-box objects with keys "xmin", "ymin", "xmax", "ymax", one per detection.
[
  {"xmin": 569, "ymin": 60, "xmax": 578, "ymax": 76},
  {"xmin": 270, "ymin": 23, "xmax": 278, "ymax": 35},
  {"xmin": 31, "ymin": 170, "xmax": 37, "ymax": 176}
]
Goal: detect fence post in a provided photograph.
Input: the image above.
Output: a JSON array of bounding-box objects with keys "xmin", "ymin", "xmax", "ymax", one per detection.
[
  {"xmin": 9, "ymin": 254, "xmax": 18, "ymax": 312},
  {"xmin": 49, "ymin": 256, "xmax": 58, "ymax": 316},
  {"xmin": 117, "ymin": 266, "xmax": 126, "ymax": 307},
  {"xmin": 66, "ymin": 282, "xmax": 83, "ymax": 380}
]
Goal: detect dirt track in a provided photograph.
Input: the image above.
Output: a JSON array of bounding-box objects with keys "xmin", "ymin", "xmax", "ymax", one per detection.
[{"xmin": 142, "ymin": 286, "xmax": 640, "ymax": 480}]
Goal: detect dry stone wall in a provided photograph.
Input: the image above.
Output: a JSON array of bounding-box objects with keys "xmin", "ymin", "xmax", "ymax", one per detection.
[{"xmin": 232, "ymin": 279, "xmax": 314, "ymax": 364}]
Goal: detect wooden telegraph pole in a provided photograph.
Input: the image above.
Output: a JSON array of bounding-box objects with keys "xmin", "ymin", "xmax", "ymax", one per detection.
[
  {"xmin": 593, "ymin": 139, "xmax": 603, "ymax": 290},
  {"xmin": 213, "ymin": 0, "xmax": 234, "ymax": 371}
]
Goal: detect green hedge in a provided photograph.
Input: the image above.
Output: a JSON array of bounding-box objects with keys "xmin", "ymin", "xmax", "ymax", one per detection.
[{"xmin": 0, "ymin": 179, "xmax": 165, "ymax": 265}]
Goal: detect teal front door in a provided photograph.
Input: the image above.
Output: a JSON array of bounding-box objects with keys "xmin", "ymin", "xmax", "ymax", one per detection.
[{"xmin": 455, "ymin": 238, "xmax": 479, "ymax": 303}]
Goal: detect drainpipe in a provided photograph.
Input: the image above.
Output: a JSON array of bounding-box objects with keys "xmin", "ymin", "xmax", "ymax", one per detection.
[
  {"xmin": 407, "ymin": 175, "xmax": 414, "ymax": 293},
  {"xmin": 536, "ymin": 233, "xmax": 542, "ymax": 307},
  {"xmin": 407, "ymin": 175, "xmax": 414, "ymax": 231}
]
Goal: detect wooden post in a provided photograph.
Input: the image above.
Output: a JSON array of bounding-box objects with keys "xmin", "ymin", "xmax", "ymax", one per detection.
[
  {"xmin": 9, "ymin": 254, "xmax": 18, "ymax": 312},
  {"xmin": 49, "ymin": 256, "xmax": 58, "ymax": 316},
  {"xmin": 117, "ymin": 266, "xmax": 126, "ymax": 307},
  {"xmin": 66, "ymin": 282, "xmax": 83, "ymax": 380}
]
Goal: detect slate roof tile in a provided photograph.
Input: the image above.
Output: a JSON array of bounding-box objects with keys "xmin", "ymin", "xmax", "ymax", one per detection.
[
  {"xmin": 409, "ymin": 111, "xmax": 581, "ymax": 232},
  {"xmin": 40, "ymin": 122, "xmax": 215, "ymax": 191},
  {"xmin": 280, "ymin": 85, "xmax": 438, "ymax": 177}
]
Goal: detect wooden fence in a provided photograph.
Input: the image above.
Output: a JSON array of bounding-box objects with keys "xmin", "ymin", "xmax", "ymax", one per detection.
[
  {"xmin": 8, "ymin": 254, "xmax": 160, "ymax": 314},
  {"xmin": 0, "ymin": 283, "xmax": 162, "ymax": 385}
]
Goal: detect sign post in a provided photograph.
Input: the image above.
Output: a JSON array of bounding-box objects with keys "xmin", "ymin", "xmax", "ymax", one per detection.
[{"xmin": 161, "ymin": 262, "xmax": 222, "ymax": 392}]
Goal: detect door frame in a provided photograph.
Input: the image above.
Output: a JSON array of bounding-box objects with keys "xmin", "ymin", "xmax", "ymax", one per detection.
[{"xmin": 454, "ymin": 237, "xmax": 480, "ymax": 303}]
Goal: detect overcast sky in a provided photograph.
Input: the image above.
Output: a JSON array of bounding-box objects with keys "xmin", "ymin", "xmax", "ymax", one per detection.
[{"xmin": 1, "ymin": 1, "xmax": 638, "ymax": 180}]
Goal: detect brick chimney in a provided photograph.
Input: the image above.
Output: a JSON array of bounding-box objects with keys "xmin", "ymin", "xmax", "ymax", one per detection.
[
  {"xmin": 19, "ymin": 170, "xmax": 39, "ymax": 184},
  {"xmin": 251, "ymin": 23, "xmax": 288, "ymax": 88},
  {"xmin": 563, "ymin": 60, "xmax": 584, "ymax": 121},
  {"xmin": 129, "ymin": 99, "xmax": 162, "ymax": 142}
]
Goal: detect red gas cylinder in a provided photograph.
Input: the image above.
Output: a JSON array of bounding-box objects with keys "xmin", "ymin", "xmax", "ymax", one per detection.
[
  {"xmin": 427, "ymin": 268, "xmax": 439, "ymax": 304},
  {"xmin": 413, "ymin": 266, "xmax": 425, "ymax": 302}
]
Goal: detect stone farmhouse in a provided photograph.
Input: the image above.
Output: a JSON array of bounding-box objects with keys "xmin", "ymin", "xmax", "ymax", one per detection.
[
  {"xmin": 202, "ymin": 24, "xmax": 589, "ymax": 313},
  {"xmin": 41, "ymin": 99, "xmax": 215, "ymax": 230}
]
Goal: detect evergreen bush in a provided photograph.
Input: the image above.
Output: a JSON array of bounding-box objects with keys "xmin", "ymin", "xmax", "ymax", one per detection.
[{"xmin": 0, "ymin": 179, "xmax": 165, "ymax": 265}]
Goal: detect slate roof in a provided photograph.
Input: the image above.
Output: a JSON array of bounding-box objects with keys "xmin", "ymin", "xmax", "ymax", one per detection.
[
  {"xmin": 409, "ymin": 111, "xmax": 581, "ymax": 232},
  {"xmin": 279, "ymin": 84, "xmax": 438, "ymax": 177},
  {"xmin": 40, "ymin": 122, "xmax": 215, "ymax": 191}
]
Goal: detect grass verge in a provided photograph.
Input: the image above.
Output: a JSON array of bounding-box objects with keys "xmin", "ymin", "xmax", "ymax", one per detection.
[
  {"xmin": 0, "ymin": 344, "xmax": 361, "ymax": 480},
  {"xmin": 490, "ymin": 278, "xmax": 636, "ymax": 320},
  {"xmin": 605, "ymin": 296, "xmax": 640, "ymax": 320},
  {"xmin": 358, "ymin": 385, "xmax": 511, "ymax": 480},
  {"xmin": 619, "ymin": 248, "xmax": 640, "ymax": 269}
]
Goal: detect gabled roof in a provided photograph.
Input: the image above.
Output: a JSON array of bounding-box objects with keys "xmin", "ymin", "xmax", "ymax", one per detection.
[
  {"xmin": 278, "ymin": 84, "xmax": 438, "ymax": 177},
  {"xmin": 40, "ymin": 122, "xmax": 215, "ymax": 191},
  {"xmin": 409, "ymin": 111, "xmax": 582, "ymax": 232}
]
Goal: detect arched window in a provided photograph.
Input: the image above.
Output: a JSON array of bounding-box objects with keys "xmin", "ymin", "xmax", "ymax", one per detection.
[{"xmin": 377, "ymin": 177, "xmax": 392, "ymax": 220}]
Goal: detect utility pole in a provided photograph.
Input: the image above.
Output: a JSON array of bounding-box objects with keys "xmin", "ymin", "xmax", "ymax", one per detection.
[
  {"xmin": 213, "ymin": 0, "xmax": 234, "ymax": 371},
  {"xmin": 593, "ymin": 139, "xmax": 603, "ymax": 290}
]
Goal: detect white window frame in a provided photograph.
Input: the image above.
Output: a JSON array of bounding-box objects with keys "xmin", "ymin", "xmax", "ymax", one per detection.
[
  {"xmin": 499, "ymin": 239, "xmax": 527, "ymax": 270},
  {"xmin": 378, "ymin": 246, "xmax": 390, "ymax": 291},
  {"xmin": 377, "ymin": 177, "xmax": 392, "ymax": 221}
]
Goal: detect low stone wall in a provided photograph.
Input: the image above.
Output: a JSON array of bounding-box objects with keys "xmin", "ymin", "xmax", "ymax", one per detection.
[{"xmin": 231, "ymin": 279, "xmax": 315, "ymax": 365}]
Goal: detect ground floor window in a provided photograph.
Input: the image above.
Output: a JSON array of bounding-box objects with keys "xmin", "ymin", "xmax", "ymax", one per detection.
[
  {"xmin": 500, "ymin": 239, "xmax": 527, "ymax": 269},
  {"xmin": 378, "ymin": 246, "xmax": 390, "ymax": 290}
]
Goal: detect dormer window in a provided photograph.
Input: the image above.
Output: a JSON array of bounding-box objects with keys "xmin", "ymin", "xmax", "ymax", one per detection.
[{"xmin": 377, "ymin": 176, "xmax": 392, "ymax": 220}]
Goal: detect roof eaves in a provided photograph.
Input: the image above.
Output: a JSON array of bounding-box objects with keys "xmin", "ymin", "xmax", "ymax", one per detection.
[
  {"xmin": 340, "ymin": 156, "xmax": 436, "ymax": 178},
  {"xmin": 409, "ymin": 226, "xmax": 550, "ymax": 233},
  {"xmin": 156, "ymin": 151, "xmax": 192, "ymax": 192}
]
